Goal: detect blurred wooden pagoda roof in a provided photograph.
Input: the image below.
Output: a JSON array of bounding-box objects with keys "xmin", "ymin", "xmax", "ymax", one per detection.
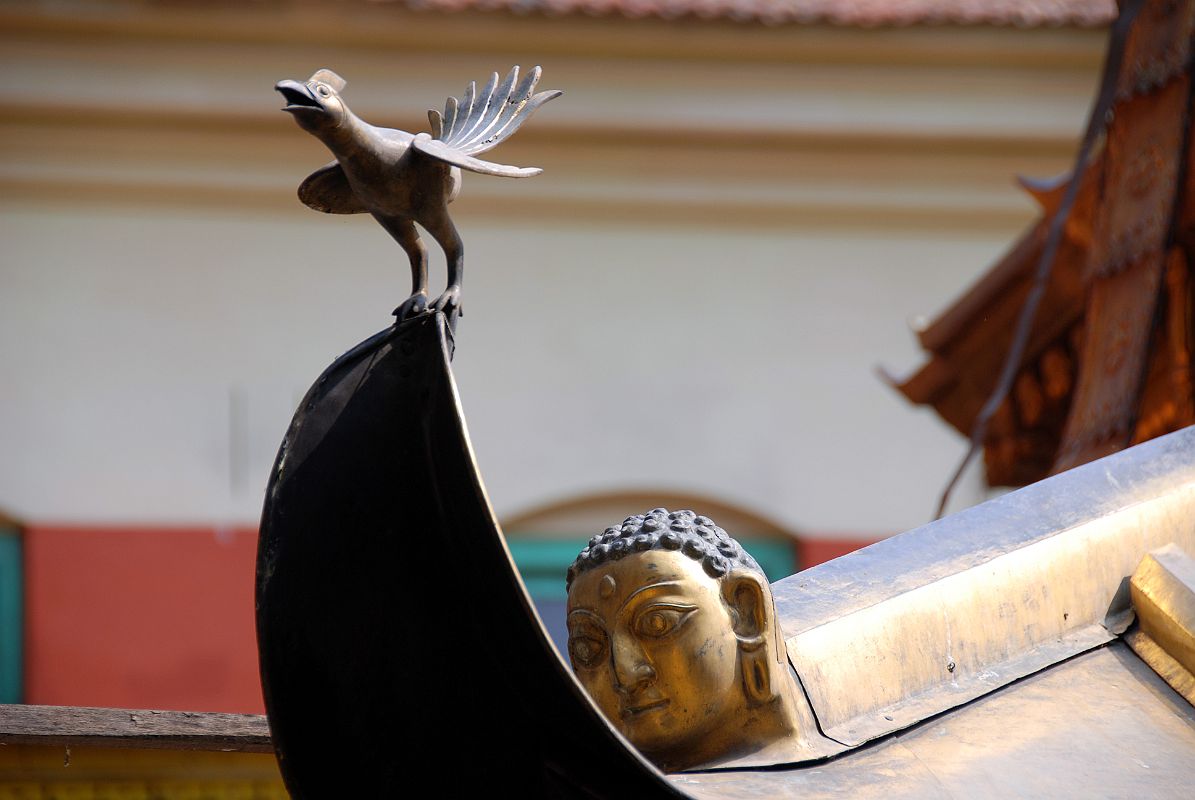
[
  {"xmin": 398, "ymin": 0, "xmax": 1116, "ymax": 27},
  {"xmin": 893, "ymin": 0, "xmax": 1195, "ymax": 487}
]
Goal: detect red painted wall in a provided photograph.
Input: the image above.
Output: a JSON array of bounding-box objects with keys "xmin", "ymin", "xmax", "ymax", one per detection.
[
  {"xmin": 20, "ymin": 526, "xmax": 874, "ymax": 713},
  {"xmin": 23, "ymin": 525, "xmax": 264, "ymax": 713},
  {"xmin": 798, "ymin": 537, "xmax": 874, "ymax": 569}
]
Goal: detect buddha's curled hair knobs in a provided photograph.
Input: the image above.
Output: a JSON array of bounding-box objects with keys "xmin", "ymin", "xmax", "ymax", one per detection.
[{"xmin": 566, "ymin": 508, "xmax": 764, "ymax": 589}]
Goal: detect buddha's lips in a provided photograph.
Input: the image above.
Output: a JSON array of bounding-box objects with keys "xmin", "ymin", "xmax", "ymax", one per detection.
[{"xmin": 622, "ymin": 698, "xmax": 669, "ymax": 717}]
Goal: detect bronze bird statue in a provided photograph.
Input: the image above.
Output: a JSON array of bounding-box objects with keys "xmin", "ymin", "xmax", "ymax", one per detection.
[{"xmin": 275, "ymin": 66, "xmax": 562, "ymax": 325}]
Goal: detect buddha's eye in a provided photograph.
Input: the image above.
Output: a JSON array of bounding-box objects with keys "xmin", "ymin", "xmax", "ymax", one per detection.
[
  {"xmin": 568, "ymin": 631, "xmax": 607, "ymax": 668},
  {"xmin": 634, "ymin": 604, "xmax": 695, "ymax": 639}
]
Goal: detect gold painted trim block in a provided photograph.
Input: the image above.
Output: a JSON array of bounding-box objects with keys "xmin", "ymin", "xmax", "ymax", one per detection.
[
  {"xmin": 1127, "ymin": 544, "xmax": 1195, "ymax": 705},
  {"xmin": 0, "ymin": 744, "xmax": 286, "ymax": 799}
]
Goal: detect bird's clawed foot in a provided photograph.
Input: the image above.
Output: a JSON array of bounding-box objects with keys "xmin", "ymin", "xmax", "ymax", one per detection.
[
  {"xmin": 432, "ymin": 285, "xmax": 463, "ymax": 327},
  {"xmin": 393, "ymin": 291, "xmax": 429, "ymax": 321}
]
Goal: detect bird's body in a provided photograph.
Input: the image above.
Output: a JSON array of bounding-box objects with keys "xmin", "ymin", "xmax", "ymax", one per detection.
[
  {"xmin": 329, "ymin": 126, "xmax": 459, "ymax": 214},
  {"xmin": 276, "ymin": 67, "xmax": 560, "ymax": 324}
]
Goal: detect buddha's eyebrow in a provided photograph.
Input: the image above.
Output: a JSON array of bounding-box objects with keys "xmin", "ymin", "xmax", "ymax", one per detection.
[
  {"xmin": 617, "ymin": 580, "xmax": 681, "ymax": 616},
  {"xmin": 567, "ymin": 608, "xmax": 605, "ymax": 626}
]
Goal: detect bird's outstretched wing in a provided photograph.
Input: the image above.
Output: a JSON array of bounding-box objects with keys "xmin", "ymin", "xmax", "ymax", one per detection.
[
  {"xmin": 411, "ymin": 136, "xmax": 541, "ymax": 178},
  {"xmin": 298, "ymin": 161, "xmax": 367, "ymax": 214},
  {"xmin": 415, "ymin": 65, "xmax": 561, "ymax": 178}
]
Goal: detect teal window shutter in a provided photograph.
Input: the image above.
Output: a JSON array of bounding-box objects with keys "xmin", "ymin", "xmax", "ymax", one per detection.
[{"xmin": 0, "ymin": 528, "xmax": 21, "ymax": 703}]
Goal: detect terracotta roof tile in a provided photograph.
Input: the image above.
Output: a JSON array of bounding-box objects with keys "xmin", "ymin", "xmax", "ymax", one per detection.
[{"xmin": 400, "ymin": 0, "xmax": 1115, "ymax": 27}]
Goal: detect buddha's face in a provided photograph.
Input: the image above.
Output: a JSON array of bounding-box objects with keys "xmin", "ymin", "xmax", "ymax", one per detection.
[{"xmin": 566, "ymin": 549, "xmax": 745, "ymax": 760}]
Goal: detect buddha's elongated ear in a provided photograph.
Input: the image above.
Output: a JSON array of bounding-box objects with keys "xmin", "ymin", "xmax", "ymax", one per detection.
[
  {"xmin": 723, "ymin": 570, "xmax": 769, "ymax": 648},
  {"xmin": 724, "ymin": 570, "xmax": 774, "ymax": 705}
]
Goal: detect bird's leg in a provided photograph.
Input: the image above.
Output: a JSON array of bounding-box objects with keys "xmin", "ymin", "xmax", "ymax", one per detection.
[
  {"xmin": 395, "ymin": 237, "xmax": 430, "ymax": 320},
  {"xmin": 421, "ymin": 207, "xmax": 464, "ymax": 329},
  {"xmin": 375, "ymin": 215, "xmax": 429, "ymax": 320}
]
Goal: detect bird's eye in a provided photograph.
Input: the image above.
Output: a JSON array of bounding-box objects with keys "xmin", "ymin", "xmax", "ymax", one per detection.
[
  {"xmin": 634, "ymin": 604, "xmax": 695, "ymax": 639},
  {"xmin": 317, "ymin": 85, "xmax": 331, "ymax": 97}
]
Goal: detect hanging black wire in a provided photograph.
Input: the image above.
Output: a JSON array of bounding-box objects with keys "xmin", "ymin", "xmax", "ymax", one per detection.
[{"xmin": 934, "ymin": 0, "xmax": 1144, "ymax": 519}]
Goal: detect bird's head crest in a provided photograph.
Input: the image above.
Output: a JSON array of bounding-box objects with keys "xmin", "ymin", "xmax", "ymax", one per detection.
[{"xmin": 309, "ymin": 69, "xmax": 346, "ymax": 94}]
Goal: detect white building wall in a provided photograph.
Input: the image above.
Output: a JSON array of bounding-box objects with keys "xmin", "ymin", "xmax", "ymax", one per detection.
[{"xmin": 0, "ymin": 4, "xmax": 1105, "ymax": 536}]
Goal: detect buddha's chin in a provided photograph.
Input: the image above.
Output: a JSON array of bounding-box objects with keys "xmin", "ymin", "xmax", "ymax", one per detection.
[{"xmin": 617, "ymin": 704, "xmax": 691, "ymax": 752}]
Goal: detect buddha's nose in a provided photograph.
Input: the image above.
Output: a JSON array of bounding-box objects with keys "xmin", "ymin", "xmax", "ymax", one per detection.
[{"xmin": 611, "ymin": 631, "xmax": 655, "ymax": 693}]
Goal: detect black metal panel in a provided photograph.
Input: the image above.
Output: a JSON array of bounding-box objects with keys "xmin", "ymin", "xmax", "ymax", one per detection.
[{"xmin": 256, "ymin": 313, "xmax": 680, "ymax": 797}]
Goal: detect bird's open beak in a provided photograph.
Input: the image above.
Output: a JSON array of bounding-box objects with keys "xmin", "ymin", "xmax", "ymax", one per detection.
[{"xmin": 275, "ymin": 80, "xmax": 324, "ymax": 114}]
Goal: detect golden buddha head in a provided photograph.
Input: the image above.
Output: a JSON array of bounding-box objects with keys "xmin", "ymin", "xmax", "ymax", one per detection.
[{"xmin": 565, "ymin": 509, "xmax": 800, "ymax": 771}]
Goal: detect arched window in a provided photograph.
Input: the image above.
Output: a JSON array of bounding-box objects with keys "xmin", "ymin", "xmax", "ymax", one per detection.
[{"xmin": 501, "ymin": 490, "xmax": 801, "ymax": 656}]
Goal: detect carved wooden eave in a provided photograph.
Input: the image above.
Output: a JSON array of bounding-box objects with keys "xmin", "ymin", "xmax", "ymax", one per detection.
[{"xmin": 893, "ymin": 0, "xmax": 1195, "ymax": 488}]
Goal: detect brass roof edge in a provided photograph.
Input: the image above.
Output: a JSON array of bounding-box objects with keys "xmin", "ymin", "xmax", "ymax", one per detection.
[{"xmin": 773, "ymin": 424, "xmax": 1195, "ymax": 747}]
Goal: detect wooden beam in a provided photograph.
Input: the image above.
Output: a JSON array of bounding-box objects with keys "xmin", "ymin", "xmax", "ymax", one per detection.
[{"xmin": 0, "ymin": 704, "xmax": 273, "ymax": 754}]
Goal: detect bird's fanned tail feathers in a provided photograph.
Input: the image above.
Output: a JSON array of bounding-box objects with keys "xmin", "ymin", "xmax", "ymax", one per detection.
[{"xmin": 427, "ymin": 66, "xmax": 561, "ymax": 156}]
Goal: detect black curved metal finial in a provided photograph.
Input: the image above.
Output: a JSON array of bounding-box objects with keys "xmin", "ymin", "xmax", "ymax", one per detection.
[{"xmin": 255, "ymin": 313, "xmax": 678, "ymax": 797}]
